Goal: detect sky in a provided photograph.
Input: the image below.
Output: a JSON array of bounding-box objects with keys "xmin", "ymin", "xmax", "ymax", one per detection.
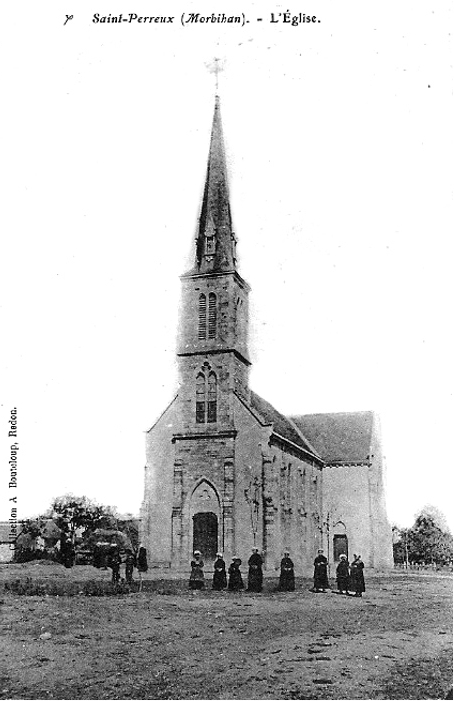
[{"xmin": 1, "ymin": 0, "xmax": 453, "ymax": 531}]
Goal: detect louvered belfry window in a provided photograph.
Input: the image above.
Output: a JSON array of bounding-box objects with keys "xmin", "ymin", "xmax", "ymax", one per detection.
[
  {"xmin": 208, "ymin": 293, "xmax": 217, "ymax": 339},
  {"xmin": 195, "ymin": 370, "xmax": 217, "ymax": 424},
  {"xmin": 198, "ymin": 294, "xmax": 207, "ymax": 340}
]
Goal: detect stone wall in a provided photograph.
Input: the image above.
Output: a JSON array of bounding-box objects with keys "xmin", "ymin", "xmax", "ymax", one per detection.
[
  {"xmin": 322, "ymin": 458, "xmax": 393, "ymax": 570},
  {"xmin": 233, "ymin": 397, "xmax": 323, "ymax": 575},
  {"xmin": 173, "ymin": 433, "xmax": 236, "ymax": 567},
  {"xmin": 140, "ymin": 399, "xmax": 178, "ymax": 566},
  {"xmin": 142, "ymin": 392, "xmax": 326, "ymax": 575},
  {"xmin": 322, "ymin": 463, "xmax": 373, "ymax": 567}
]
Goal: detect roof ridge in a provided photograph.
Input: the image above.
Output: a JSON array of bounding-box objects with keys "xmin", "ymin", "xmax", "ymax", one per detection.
[
  {"xmin": 291, "ymin": 412, "xmax": 376, "ymax": 463},
  {"xmin": 286, "ymin": 415, "xmax": 322, "ymax": 460},
  {"xmin": 249, "ymin": 390, "xmax": 322, "ymax": 461},
  {"xmin": 234, "ymin": 390, "xmax": 272, "ymax": 427},
  {"xmin": 291, "ymin": 410, "xmax": 374, "ymax": 419}
]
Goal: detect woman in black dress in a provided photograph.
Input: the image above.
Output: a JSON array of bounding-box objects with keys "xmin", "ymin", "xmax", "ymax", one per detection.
[
  {"xmin": 137, "ymin": 546, "xmax": 148, "ymax": 591},
  {"xmin": 278, "ymin": 550, "xmax": 295, "ymax": 591},
  {"xmin": 247, "ymin": 548, "xmax": 264, "ymax": 592},
  {"xmin": 212, "ymin": 552, "xmax": 227, "ymax": 590},
  {"xmin": 313, "ymin": 549, "xmax": 329, "ymax": 592},
  {"xmin": 228, "ymin": 557, "xmax": 244, "ymax": 591},
  {"xmin": 189, "ymin": 550, "xmax": 205, "ymax": 590},
  {"xmin": 350, "ymin": 554, "xmax": 365, "ymax": 597},
  {"xmin": 336, "ymin": 554, "xmax": 349, "ymax": 594}
]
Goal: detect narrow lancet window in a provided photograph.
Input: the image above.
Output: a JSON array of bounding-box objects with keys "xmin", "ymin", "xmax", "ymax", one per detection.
[
  {"xmin": 195, "ymin": 370, "xmax": 217, "ymax": 423},
  {"xmin": 196, "ymin": 373, "xmax": 205, "ymax": 424},
  {"xmin": 207, "ymin": 372, "xmax": 217, "ymax": 423},
  {"xmin": 198, "ymin": 294, "xmax": 207, "ymax": 340},
  {"xmin": 208, "ymin": 293, "xmax": 217, "ymax": 339}
]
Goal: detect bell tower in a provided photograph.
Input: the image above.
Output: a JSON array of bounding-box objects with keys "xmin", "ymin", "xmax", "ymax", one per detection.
[{"xmin": 177, "ymin": 97, "xmax": 251, "ymax": 431}]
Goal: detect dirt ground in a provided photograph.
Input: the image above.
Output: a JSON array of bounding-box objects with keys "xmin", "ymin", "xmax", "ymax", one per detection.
[{"xmin": 0, "ymin": 564, "xmax": 452, "ymax": 700}]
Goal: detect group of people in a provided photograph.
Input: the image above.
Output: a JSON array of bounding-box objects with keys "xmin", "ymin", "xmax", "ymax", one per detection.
[
  {"xmin": 106, "ymin": 545, "xmax": 148, "ymax": 585},
  {"xmin": 189, "ymin": 548, "xmax": 366, "ymax": 595},
  {"xmin": 191, "ymin": 547, "xmax": 361, "ymax": 593},
  {"xmin": 314, "ymin": 548, "xmax": 366, "ymax": 597},
  {"xmin": 190, "ymin": 547, "xmax": 278, "ymax": 592}
]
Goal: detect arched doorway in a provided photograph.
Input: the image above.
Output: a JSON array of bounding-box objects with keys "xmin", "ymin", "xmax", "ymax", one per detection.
[
  {"xmin": 193, "ymin": 512, "xmax": 218, "ymax": 560},
  {"xmin": 333, "ymin": 521, "xmax": 348, "ymax": 561},
  {"xmin": 189, "ymin": 479, "xmax": 222, "ymax": 561}
]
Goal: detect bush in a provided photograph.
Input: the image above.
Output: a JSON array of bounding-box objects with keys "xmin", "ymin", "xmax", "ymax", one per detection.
[
  {"xmin": 14, "ymin": 548, "xmax": 60, "ymax": 564},
  {"xmin": 3, "ymin": 577, "xmax": 135, "ymax": 597}
]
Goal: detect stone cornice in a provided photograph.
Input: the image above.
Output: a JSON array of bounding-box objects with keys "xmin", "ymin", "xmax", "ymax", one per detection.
[
  {"xmin": 177, "ymin": 347, "xmax": 251, "ymax": 366},
  {"xmin": 270, "ymin": 432, "xmax": 324, "ymax": 468},
  {"xmin": 325, "ymin": 460, "xmax": 372, "ymax": 468},
  {"xmin": 180, "ymin": 269, "xmax": 250, "ymax": 292},
  {"xmin": 172, "ymin": 429, "xmax": 237, "ymax": 442}
]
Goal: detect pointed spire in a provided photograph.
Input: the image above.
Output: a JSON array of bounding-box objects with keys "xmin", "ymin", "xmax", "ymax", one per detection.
[{"xmin": 194, "ymin": 97, "xmax": 237, "ymax": 273}]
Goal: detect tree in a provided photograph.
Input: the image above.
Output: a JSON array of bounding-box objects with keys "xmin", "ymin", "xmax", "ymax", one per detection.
[
  {"xmin": 419, "ymin": 505, "xmax": 450, "ymax": 534},
  {"xmin": 48, "ymin": 494, "xmax": 118, "ymax": 545},
  {"xmin": 393, "ymin": 508, "xmax": 452, "ymax": 566},
  {"xmin": 409, "ymin": 513, "xmax": 452, "ymax": 565},
  {"xmin": 21, "ymin": 518, "xmax": 41, "ymax": 539},
  {"xmin": 14, "ymin": 519, "xmax": 42, "ymax": 563},
  {"xmin": 392, "ymin": 525, "xmax": 410, "ymax": 566}
]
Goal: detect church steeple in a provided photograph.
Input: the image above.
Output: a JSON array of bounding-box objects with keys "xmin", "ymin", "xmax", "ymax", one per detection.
[
  {"xmin": 194, "ymin": 97, "xmax": 237, "ymax": 273},
  {"xmin": 177, "ymin": 96, "xmax": 251, "ymax": 411}
]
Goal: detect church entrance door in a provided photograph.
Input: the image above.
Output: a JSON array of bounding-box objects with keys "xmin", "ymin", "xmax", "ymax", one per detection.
[
  {"xmin": 333, "ymin": 534, "xmax": 348, "ymax": 561},
  {"xmin": 193, "ymin": 512, "xmax": 218, "ymax": 560}
]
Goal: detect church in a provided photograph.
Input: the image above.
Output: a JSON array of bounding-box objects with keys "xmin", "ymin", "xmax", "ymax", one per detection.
[{"xmin": 140, "ymin": 97, "xmax": 393, "ymax": 574}]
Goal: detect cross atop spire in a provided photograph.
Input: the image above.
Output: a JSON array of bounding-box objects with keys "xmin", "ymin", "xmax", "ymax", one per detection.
[
  {"xmin": 213, "ymin": 57, "xmax": 222, "ymax": 95},
  {"xmin": 192, "ymin": 97, "xmax": 237, "ymax": 274},
  {"xmin": 207, "ymin": 57, "xmax": 224, "ymax": 97}
]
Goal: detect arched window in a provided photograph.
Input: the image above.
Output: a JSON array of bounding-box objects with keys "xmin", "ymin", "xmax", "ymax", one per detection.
[
  {"xmin": 333, "ymin": 522, "xmax": 348, "ymax": 562},
  {"xmin": 207, "ymin": 372, "xmax": 217, "ymax": 423},
  {"xmin": 198, "ymin": 294, "xmax": 207, "ymax": 340},
  {"xmin": 196, "ymin": 373, "xmax": 205, "ymax": 424},
  {"xmin": 208, "ymin": 293, "xmax": 217, "ymax": 339},
  {"xmin": 195, "ymin": 371, "xmax": 217, "ymax": 424}
]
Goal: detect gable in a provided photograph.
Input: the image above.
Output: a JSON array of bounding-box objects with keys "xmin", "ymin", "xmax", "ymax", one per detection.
[
  {"xmin": 291, "ymin": 411, "xmax": 374, "ymax": 463},
  {"xmin": 146, "ymin": 394, "xmax": 178, "ymax": 433}
]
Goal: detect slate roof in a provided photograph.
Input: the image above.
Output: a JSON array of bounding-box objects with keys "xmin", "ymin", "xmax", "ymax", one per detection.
[
  {"xmin": 291, "ymin": 411, "xmax": 374, "ymax": 463},
  {"xmin": 250, "ymin": 391, "xmax": 320, "ymax": 458}
]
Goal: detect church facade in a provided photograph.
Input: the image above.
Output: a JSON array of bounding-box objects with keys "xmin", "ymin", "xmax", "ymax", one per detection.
[{"xmin": 140, "ymin": 98, "xmax": 393, "ymax": 574}]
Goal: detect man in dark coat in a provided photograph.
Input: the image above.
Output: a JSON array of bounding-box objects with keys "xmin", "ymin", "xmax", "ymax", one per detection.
[
  {"xmin": 313, "ymin": 549, "xmax": 329, "ymax": 592},
  {"xmin": 350, "ymin": 554, "xmax": 365, "ymax": 597},
  {"xmin": 61, "ymin": 533, "xmax": 75, "ymax": 569},
  {"xmin": 228, "ymin": 557, "xmax": 244, "ymax": 591},
  {"xmin": 137, "ymin": 546, "xmax": 148, "ymax": 573},
  {"xmin": 137, "ymin": 545, "xmax": 148, "ymax": 591},
  {"xmin": 336, "ymin": 554, "xmax": 350, "ymax": 594},
  {"xmin": 212, "ymin": 552, "xmax": 227, "ymax": 590},
  {"xmin": 278, "ymin": 550, "xmax": 295, "ymax": 591},
  {"xmin": 247, "ymin": 548, "xmax": 264, "ymax": 592},
  {"xmin": 107, "ymin": 545, "xmax": 121, "ymax": 584},
  {"xmin": 125, "ymin": 551, "xmax": 135, "ymax": 585}
]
